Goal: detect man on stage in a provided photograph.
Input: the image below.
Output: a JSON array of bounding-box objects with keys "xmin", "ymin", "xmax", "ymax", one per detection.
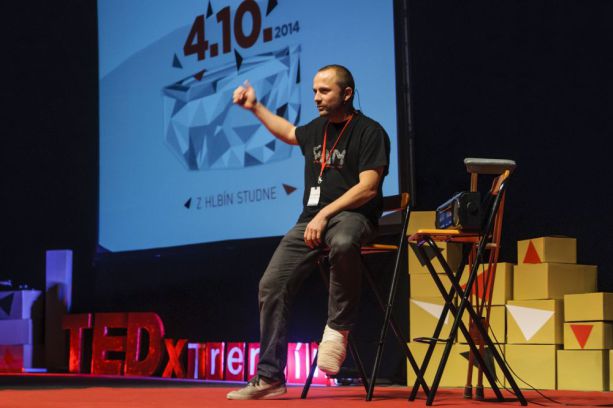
[{"xmin": 227, "ymin": 65, "xmax": 390, "ymax": 400}]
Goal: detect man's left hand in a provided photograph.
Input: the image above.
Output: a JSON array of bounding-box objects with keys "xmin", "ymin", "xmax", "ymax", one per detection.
[{"xmin": 304, "ymin": 213, "xmax": 329, "ymax": 249}]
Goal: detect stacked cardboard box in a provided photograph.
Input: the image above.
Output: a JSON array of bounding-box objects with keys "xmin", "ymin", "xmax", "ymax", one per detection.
[
  {"xmin": 557, "ymin": 292, "xmax": 612, "ymax": 391},
  {"xmin": 505, "ymin": 237, "xmax": 597, "ymax": 390},
  {"xmin": 405, "ymin": 225, "xmax": 609, "ymax": 393}
]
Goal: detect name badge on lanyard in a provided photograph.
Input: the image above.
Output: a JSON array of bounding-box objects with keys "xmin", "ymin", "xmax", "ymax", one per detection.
[{"xmin": 307, "ymin": 186, "xmax": 321, "ymax": 206}]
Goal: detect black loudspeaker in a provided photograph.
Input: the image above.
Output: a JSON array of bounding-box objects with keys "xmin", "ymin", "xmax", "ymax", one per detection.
[{"xmin": 435, "ymin": 192, "xmax": 482, "ymax": 230}]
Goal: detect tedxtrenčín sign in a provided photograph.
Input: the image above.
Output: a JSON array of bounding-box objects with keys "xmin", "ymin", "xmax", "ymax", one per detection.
[{"xmin": 63, "ymin": 312, "xmax": 330, "ymax": 384}]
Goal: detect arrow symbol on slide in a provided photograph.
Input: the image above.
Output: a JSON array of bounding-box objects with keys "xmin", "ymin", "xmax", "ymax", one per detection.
[
  {"xmin": 0, "ymin": 293, "xmax": 14, "ymax": 316},
  {"xmin": 282, "ymin": 184, "xmax": 297, "ymax": 195},
  {"xmin": 235, "ymin": 50, "xmax": 243, "ymax": 71},
  {"xmin": 172, "ymin": 54, "xmax": 183, "ymax": 69},
  {"xmin": 193, "ymin": 69, "xmax": 206, "ymax": 81},
  {"xmin": 184, "ymin": 198, "xmax": 192, "ymax": 209},
  {"xmin": 266, "ymin": 0, "xmax": 278, "ymax": 16}
]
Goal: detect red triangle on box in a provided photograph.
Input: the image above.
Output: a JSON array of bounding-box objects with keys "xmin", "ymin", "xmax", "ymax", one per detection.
[
  {"xmin": 460, "ymin": 271, "xmax": 494, "ymax": 302},
  {"xmin": 570, "ymin": 324, "xmax": 593, "ymax": 349},
  {"xmin": 523, "ymin": 240, "xmax": 542, "ymax": 263}
]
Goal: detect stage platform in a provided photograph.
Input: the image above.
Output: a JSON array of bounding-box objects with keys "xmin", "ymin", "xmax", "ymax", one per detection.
[{"xmin": 0, "ymin": 374, "xmax": 611, "ymax": 408}]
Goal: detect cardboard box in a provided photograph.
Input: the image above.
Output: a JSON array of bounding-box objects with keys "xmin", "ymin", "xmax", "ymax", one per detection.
[
  {"xmin": 557, "ymin": 350, "xmax": 609, "ymax": 391},
  {"xmin": 459, "ymin": 263, "xmax": 513, "ymax": 305},
  {"xmin": 506, "ymin": 300, "xmax": 563, "ymax": 344},
  {"xmin": 407, "ymin": 342, "xmax": 505, "ymax": 388},
  {"xmin": 563, "ymin": 322, "xmax": 613, "ymax": 350},
  {"xmin": 459, "ymin": 305, "xmax": 506, "ymax": 344},
  {"xmin": 407, "ymin": 211, "xmax": 436, "ymax": 235},
  {"xmin": 410, "ymin": 273, "xmax": 454, "ymax": 299},
  {"xmin": 505, "ymin": 344, "xmax": 559, "ymax": 390},
  {"xmin": 564, "ymin": 292, "xmax": 613, "ymax": 322},
  {"xmin": 517, "ymin": 237, "xmax": 576, "ymax": 264},
  {"xmin": 410, "ymin": 297, "xmax": 455, "ymax": 343},
  {"xmin": 513, "ymin": 263, "xmax": 597, "ymax": 300}
]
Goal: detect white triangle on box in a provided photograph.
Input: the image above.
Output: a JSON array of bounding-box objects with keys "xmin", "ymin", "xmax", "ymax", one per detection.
[
  {"xmin": 411, "ymin": 299, "xmax": 449, "ymax": 324},
  {"xmin": 506, "ymin": 305, "xmax": 554, "ymax": 341}
]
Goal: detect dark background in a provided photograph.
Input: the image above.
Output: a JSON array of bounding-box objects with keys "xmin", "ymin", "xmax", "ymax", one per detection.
[{"xmin": 2, "ymin": 0, "xmax": 612, "ymax": 381}]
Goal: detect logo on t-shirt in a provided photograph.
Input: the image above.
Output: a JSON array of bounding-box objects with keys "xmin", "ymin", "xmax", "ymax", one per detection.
[{"xmin": 313, "ymin": 145, "xmax": 346, "ymax": 168}]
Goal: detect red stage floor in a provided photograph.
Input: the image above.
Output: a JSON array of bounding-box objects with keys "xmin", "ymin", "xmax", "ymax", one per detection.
[{"xmin": 0, "ymin": 374, "xmax": 611, "ymax": 408}]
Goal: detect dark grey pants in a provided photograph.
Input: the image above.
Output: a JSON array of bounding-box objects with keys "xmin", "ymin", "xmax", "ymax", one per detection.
[{"xmin": 257, "ymin": 211, "xmax": 376, "ymax": 382}]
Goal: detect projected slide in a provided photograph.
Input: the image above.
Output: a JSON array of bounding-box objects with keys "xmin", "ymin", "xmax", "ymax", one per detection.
[{"xmin": 98, "ymin": 0, "xmax": 398, "ymax": 252}]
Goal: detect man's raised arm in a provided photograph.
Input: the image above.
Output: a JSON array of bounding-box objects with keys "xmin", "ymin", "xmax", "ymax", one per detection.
[{"xmin": 232, "ymin": 81, "xmax": 298, "ymax": 145}]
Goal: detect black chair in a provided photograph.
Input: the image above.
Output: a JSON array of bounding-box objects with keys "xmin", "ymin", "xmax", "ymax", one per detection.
[{"xmin": 301, "ymin": 192, "xmax": 430, "ymax": 401}]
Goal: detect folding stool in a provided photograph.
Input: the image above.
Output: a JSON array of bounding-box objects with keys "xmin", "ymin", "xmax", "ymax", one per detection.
[
  {"xmin": 408, "ymin": 158, "xmax": 527, "ymax": 406},
  {"xmin": 301, "ymin": 193, "xmax": 430, "ymax": 401}
]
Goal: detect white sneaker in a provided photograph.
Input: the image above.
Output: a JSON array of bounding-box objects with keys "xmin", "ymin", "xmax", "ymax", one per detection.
[
  {"xmin": 317, "ymin": 325, "xmax": 349, "ymax": 375},
  {"xmin": 226, "ymin": 376, "xmax": 287, "ymax": 400}
]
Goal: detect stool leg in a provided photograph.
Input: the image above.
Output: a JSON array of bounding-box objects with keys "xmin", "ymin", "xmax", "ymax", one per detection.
[
  {"xmin": 301, "ymin": 349, "xmax": 319, "ymax": 399},
  {"xmin": 362, "ymin": 266, "xmax": 430, "ymax": 400},
  {"xmin": 365, "ymin": 205, "xmax": 425, "ymax": 401}
]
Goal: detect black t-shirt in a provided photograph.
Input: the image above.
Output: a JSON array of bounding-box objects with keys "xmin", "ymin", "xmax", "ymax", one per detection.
[{"xmin": 295, "ymin": 111, "xmax": 390, "ymax": 225}]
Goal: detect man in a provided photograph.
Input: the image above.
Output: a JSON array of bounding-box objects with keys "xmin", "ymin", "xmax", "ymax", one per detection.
[{"xmin": 227, "ymin": 65, "xmax": 390, "ymax": 400}]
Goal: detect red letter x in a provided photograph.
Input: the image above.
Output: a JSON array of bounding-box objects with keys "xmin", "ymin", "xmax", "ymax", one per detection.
[{"xmin": 162, "ymin": 339, "xmax": 187, "ymax": 378}]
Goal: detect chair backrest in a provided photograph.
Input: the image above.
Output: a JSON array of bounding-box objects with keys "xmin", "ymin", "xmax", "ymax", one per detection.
[
  {"xmin": 463, "ymin": 158, "xmax": 514, "ymax": 234},
  {"xmin": 464, "ymin": 158, "xmax": 516, "ymax": 193},
  {"xmin": 463, "ymin": 159, "xmax": 515, "ymax": 304},
  {"xmin": 376, "ymin": 192, "xmax": 410, "ymax": 238},
  {"xmin": 381, "ymin": 192, "xmax": 410, "ymax": 213}
]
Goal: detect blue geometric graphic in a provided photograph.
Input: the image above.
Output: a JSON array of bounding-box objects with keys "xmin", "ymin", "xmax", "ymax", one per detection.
[{"xmin": 162, "ymin": 46, "xmax": 301, "ymax": 170}]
